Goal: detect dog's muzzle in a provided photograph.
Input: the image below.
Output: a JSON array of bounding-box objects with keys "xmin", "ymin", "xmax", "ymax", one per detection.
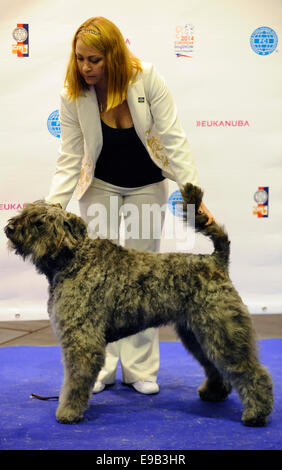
[{"xmin": 4, "ymin": 223, "xmax": 15, "ymax": 239}]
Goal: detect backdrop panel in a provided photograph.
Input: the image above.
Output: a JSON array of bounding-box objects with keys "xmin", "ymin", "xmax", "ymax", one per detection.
[{"xmin": 0, "ymin": 0, "xmax": 281, "ymax": 320}]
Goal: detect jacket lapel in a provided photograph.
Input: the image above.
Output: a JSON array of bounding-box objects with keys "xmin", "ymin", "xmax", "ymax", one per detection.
[
  {"xmin": 76, "ymin": 86, "xmax": 103, "ymax": 158},
  {"xmin": 127, "ymin": 79, "xmax": 148, "ymax": 144}
]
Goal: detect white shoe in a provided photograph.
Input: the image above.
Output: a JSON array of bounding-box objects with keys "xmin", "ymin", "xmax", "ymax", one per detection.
[
  {"xmin": 92, "ymin": 381, "xmax": 106, "ymax": 393},
  {"xmin": 132, "ymin": 380, "xmax": 159, "ymax": 395}
]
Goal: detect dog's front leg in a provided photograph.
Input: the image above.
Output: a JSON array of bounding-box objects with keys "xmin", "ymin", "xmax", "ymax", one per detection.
[{"xmin": 56, "ymin": 333, "xmax": 106, "ymax": 424}]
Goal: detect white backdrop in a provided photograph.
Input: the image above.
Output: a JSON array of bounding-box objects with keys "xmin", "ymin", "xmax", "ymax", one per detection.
[{"xmin": 0, "ymin": 0, "xmax": 281, "ymax": 320}]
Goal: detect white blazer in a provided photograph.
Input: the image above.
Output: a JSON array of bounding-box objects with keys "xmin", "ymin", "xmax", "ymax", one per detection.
[{"xmin": 46, "ymin": 62, "xmax": 199, "ymax": 209}]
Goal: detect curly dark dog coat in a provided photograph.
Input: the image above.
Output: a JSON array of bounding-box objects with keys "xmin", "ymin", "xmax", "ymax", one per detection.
[{"xmin": 4, "ymin": 184, "xmax": 273, "ymax": 426}]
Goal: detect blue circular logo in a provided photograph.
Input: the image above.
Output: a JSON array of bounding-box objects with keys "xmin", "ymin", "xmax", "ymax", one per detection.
[
  {"xmin": 168, "ymin": 190, "xmax": 184, "ymax": 217},
  {"xmin": 47, "ymin": 110, "xmax": 61, "ymax": 138},
  {"xmin": 250, "ymin": 27, "xmax": 278, "ymax": 56}
]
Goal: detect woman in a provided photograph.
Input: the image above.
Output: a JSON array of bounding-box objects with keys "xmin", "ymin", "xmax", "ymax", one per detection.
[{"xmin": 46, "ymin": 16, "xmax": 215, "ymax": 395}]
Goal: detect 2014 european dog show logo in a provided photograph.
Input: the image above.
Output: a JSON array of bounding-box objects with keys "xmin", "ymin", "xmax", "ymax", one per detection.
[
  {"xmin": 12, "ymin": 24, "xmax": 29, "ymax": 57},
  {"xmin": 253, "ymin": 187, "xmax": 269, "ymax": 218},
  {"xmin": 250, "ymin": 27, "xmax": 278, "ymax": 55},
  {"xmin": 47, "ymin": 110, "xmax": 61, "ymax": 138},
  {"xmin": 174, "ymin": 24, "xmax": 195, "ymax": 58}
]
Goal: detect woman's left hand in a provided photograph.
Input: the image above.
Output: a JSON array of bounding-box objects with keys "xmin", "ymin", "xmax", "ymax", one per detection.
[{"xmin": 198, "ymin": 201, "xmax": 217, "ymax": 226}]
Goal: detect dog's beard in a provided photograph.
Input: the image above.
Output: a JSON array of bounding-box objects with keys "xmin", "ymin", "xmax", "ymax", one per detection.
[
  {"xmin": 6, "ymin": 236, "xmax": 33, "ymax": 262},
  {"xmin": 6, "ymin": 239, "xmax": 16, "ymax": 252}
]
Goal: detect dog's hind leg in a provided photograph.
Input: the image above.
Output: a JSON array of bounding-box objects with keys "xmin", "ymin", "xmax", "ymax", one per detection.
[
  {"xmin": 55, "ymin": 322, "xmax": 106, "ymax": 424},
  {"xmin": 176, "ymin": 323, "xmax": 232, "ymax": 402},
  {"xmin": 188, "ymin": 302, "xmax": 273, "ymax": 426},
  {"xmin": 229, "ymin": 360, "xmax": 273, "ymax": 427}
]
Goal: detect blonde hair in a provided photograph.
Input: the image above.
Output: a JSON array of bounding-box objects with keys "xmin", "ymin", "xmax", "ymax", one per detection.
[{"xmin": 64, "ymin": 17, "xmax": 142, "ymax": 110}]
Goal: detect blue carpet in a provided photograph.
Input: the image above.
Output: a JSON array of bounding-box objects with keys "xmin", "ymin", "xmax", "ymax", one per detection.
[{"xmin": 0, "ymin": 340, "xmax": 281, "ymax": 450}]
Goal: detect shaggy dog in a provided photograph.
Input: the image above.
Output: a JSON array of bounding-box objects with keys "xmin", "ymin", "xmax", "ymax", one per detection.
[{"xmin": 4, "ymin": 184, "xmax": 273, "ymax": 426}]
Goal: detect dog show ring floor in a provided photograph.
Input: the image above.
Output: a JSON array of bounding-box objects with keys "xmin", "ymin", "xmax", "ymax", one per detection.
[{"xmin": 0, "ymin": 317, "xmax": 281, "ymax": 451}]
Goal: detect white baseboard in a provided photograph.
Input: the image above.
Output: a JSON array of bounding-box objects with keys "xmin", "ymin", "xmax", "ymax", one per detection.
[
  {"xmin": 0, "ymin": 307, "xmax": 49, "ymax": 322},
  {"xmin": 0, "ymin": 304, "xmax": 281, "ymax": 322}
]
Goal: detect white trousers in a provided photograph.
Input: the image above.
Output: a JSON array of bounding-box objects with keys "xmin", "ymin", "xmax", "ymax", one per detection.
[{"xmin": 79, "ymin": 177, "xmax": 169, "ymax": 384}]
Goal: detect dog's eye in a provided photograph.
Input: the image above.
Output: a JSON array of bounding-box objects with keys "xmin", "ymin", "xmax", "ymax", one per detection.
[{"xmin": 34, "ymin": 220, "xmax": 44, "ymax": 229}]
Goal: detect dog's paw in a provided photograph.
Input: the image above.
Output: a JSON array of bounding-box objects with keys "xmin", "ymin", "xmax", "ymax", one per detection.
[
  {"xmin": 198, "ymin": 378, "xmax": 232, "ymax": 402},
  {"xmin": 56, "ymin": 404, "xmax": 84, "ymax": 424},
  {"xmin": 242, "ymin": 410, "xmax": 268, "ymax": 427}
]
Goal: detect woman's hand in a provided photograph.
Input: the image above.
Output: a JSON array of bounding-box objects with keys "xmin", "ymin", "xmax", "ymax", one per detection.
[{"xmin": 198, "ymin": 201, "xmax": 217, "ymax": 226}]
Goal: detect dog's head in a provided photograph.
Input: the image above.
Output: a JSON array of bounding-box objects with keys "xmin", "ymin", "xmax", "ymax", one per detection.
[{"xmin": 4, "ymin": 201, "xmax": 87, "ymax": 276}]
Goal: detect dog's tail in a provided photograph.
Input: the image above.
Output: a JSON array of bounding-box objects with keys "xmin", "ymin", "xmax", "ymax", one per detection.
[{"xmin": 180, "ymin": 183, "xmax": 230, "ymax": 269}]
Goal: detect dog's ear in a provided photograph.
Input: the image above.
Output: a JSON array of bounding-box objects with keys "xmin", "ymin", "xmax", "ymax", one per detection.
[{"xmin": 54, "ymin": 213, "xmax": 87, "ymax": 252}]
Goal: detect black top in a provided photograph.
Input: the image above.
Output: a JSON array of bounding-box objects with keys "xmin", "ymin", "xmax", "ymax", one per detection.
[{"xmin": 94, "ymin": 120, "xmax": 165, "ymax": 187}]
